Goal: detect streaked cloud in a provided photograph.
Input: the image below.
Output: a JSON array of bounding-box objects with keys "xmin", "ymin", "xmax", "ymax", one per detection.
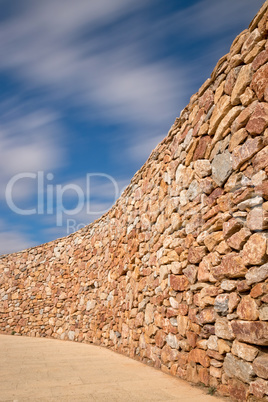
[
  {"xmin": 0, "ymin": 98, "xmax": 65, "ymax": 201},
  {"xmin": 0, "ymin": 0, "xmax": 264, "ymax": 254},
  {"xmin": 0, "ymin": 219, "xmax": 33, "ymax": 255}
]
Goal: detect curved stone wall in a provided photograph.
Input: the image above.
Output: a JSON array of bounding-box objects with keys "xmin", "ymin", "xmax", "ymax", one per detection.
[{"xmin": 1, "ymin": 2, "xmax": 268, "ymax": 400}]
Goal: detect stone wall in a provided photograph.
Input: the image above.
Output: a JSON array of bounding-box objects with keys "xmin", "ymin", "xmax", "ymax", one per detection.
[{"xmin": 1, "ymin": 2, "xmax": 268, "ymax": 400}]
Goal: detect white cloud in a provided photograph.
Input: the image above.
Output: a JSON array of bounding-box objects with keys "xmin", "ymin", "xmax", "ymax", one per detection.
[
  {"xmin": 0, "ymin": 220, "xmax": 34, "ymax": 255},
  {"xmin": 0, "ymin": 99, "xmax": 65, "ymax": 201},
  {"xmin": 154, "ymin": 0, "xmax": 263, "ymax": 42},
  {"xmin": 184, "ymin": 0, "xmax": 263, "ymax": 37},
  {"xmin": 0, "ymin": 0, "xmax": 188, "ymax": 131},
  {"xmin": 146, "ymin": 0, "xmax": 264, "ymax": 94},
  {"xmin": 0, "ymin": 0, "xmax": 262, "ymax": 144},
  {"xmin": 0, "ymin": 231, "xmax": 33, "ymax": 255},
  {"xmin": 127, "ymin": 133, "xmax": 164, "ymax": 165},
  {"xmin": 0, "ymin": 0, "xmax": 263, "ymax": 128}
]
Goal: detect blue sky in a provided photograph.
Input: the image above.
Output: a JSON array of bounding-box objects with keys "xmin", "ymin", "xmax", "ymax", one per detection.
[{"xmin": 0, "ymin": 0, "xmax": 264, "ymax": 255}]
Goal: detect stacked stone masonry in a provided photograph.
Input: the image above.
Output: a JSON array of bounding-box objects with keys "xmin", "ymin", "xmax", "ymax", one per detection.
[{"xmin": 1, "ymin": 2, "xmax": 268, "ymax": 401}]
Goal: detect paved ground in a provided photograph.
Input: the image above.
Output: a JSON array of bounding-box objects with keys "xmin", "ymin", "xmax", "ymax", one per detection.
[{"xmin": 0, "ymin": 335, "xmax": 222, "ymax": 402}]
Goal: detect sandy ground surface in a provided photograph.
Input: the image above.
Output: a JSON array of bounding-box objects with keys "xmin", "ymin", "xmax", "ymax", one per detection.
[{"xmin": 0, "ymin": 334, "xmax": 223, "ymax": 401}]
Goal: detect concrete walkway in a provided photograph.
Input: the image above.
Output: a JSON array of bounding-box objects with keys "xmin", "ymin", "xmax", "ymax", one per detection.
[{"xmin": 0, "ymin": 335, "xmax": 222, "ymax": 402}]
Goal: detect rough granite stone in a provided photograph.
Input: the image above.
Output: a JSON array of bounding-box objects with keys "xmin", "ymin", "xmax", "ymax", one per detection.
[
  {"xmin": 246, "ymin": 102, "xmax": 268, "ymax": 136},
  {"xmin": 246, "ymin": 263, "xmax": 268, "ymax": 285},
  {"xmin": 215, "ymin": 318, "xmax": 235, "ymax": 340},
  {"xmin": 228, "ymin": 378, "xmax": 249, "ymax": 402},
  {"xmin": 188, "ymin": 348, "xmax": 210, "ymax": 368},
  {"xmin": 231, "ymin": 339, "xmax": 259, "ymax": 362},
  {"xmin": 212, "ymin": 254, "xmax": 247, "ymax": 280},
  {"xmin": 209, "ymin": 95, "xmax": 232, "ymax": 135},
  {"xmin": 231, "ymin": 64, "xmax": 253, "ymax": 105},
  {"xmin": 237, "ymin": 295, "xmax": 259, "ymax": 321},
  {"xmin": 194, "ymin": 159, "xmax": 212, "ymax": 178},
  {"xmin": 228, "ymin": 129, "xmax": 248, "ymax": 152},
  {"xmin": 259, "ymin": 306, "xmax": 268, "ymax": 321},
  {"xmin": 253, "ymin": 355, "xmax": 268, "ymax": 380},
  {"xmin": 227, "ymin": 228, "xmax": 251, "ymax": 250},
  {"xmin": 211, "ymin": 151, "xmax": 233, "ymax": 186},
  {"xmin": 223, "ymin": 353, "xmax": 255, "ymax": 384},
  {"xmin": 242, "ymin": 233, "xmax": 267, "ymax": 266},
  {"xmin": 247, "ymin": 208, "xmax": 268, "ymax": 231},
  {"xmin": 231, "ymin": 321, "xmax": 268, "ymax": 346},
  {"xmin": 249, "ymin": 378, "xmax": 268, "ymax": 399},
  {"xmin": 214, "ymin": 294, "xmax": 229, "ymax": 315},
  {"xmin": 232, "ymin": 137, "xmax": 264, "ymax": 170},
  {"xmin": 252, "ymin": 145, "xmax": 268, "ymax": 171},
  {"xmin": 251, "ymin": 63, "xmax": 268, "ymax": 101}
]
